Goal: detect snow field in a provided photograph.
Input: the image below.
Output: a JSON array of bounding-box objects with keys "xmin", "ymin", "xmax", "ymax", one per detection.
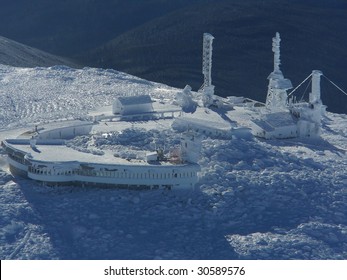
[
  {"xmin": 0, "ymin": 65, "xmax": 176, "ymax": 128},
  {"xmin": 0, "ymin": 64, "xmax": 347, "ymax": 259}
]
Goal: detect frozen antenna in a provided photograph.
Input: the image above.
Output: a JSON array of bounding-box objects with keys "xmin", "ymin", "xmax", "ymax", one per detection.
[
  {"xmin": 266, "ymin": 32, "xmax": 293, "ymax": 110},
  {"xmin": 273, "ymin": 32, "xmax": 281, "ymax": 74},
  {"xmin": 200, "ymin": 33, "xmax": 215, "ymax": 107}
]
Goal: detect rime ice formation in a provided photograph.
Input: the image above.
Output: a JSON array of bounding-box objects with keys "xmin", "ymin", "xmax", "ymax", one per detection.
[
  {"xmin": 112, "ymin": 95, "xmax": 154, "ymax": 115},
  {"xmin": 200, "ymin": 33, "xmax": 215, "ymax": 107},
  {"xmin": 0, "ymin": 32, "xmax": 333, "ymax": 193},
  {"xmin": 1, "ymin": 32, "xmax": 347, "ymax": 260},
  {"xmin": 289, "ymin": 70, "xmax": 326, "ymax": 138},
  {"xmin": 174, "ymin": 85, "xmax": 197, "ymax": 113},
  {"xmin": 265, "ymin": 32, "xmax": 293, "ymax": 110},
  {"xmin": 253, "ymin": 33, "xmax": 326, "ymax": 139}
]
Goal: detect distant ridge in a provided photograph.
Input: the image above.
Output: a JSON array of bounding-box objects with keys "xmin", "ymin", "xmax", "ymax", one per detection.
[
  {"xmin": 0, "ymin": 0, "xmax": 211, "ymax": 56},
  {"xmin": 0, "ymin": 36, "xmax": 77, "ymax": 68}
]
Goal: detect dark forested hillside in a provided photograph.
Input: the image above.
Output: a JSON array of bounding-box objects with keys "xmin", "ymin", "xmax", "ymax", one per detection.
[{"xmin": 0, "ymin": 0, "xmax": 212, "ymax": 55}]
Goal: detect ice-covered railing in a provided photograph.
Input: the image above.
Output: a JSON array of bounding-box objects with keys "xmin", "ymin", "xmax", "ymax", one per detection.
[{"xmin": 3, "ymin": 139, "xmax": 65, "ymax": 145}]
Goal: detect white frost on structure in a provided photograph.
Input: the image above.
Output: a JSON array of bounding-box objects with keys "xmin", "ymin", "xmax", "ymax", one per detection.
[
  {"xmin": 1, "ymin": 44, "xmax": 347, "ymax": 260},
  {"xmin": 180, "ymin": 132, "xmax": 202, "ymax": 164},
  {"xmin": 266, "ymin": 32, "xmax": 293, "ymax": 110},
  {"xmin": 252, "ymin": 33, "xmax": 327, "ymax": 139},
  {"xmin": 306, "ymin": 70, "xmax": 326, "ymax": 129},
  {"xmin": 200, "ymin": 33, "xmax": 215, "ymax": 107},
  {"xmin": 35, "ymin": 120, "xmax": 93, "ymax": 140},
  {"xmin": 310, "ymin": 70, "xmax": 323, "ymax": 104},
  {"xmin": 251, "ymin": 112, "xmax": 298, "ymax": 139},
  {"xmin": 255, "ymin": 70, "xmax": 326, "ymax": 139},
  {"xmin": 290, "ymin": 70, "xmax": 326, "ymax": 138},
  {"xmin": 174, "ymin": 85, "xmax": 197, "ymax": 113},
  {"xmin": 2, "ymin": 135, "xmax": 201, "ymax": 190},
  {"xmin": 112, "ymin": 95, "xmax": 153, "ymax": 115}
]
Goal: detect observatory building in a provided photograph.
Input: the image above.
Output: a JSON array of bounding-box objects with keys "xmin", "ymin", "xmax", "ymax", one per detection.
[
  {"xmin": 251, "ymin": 33, "xmax": 326, "ymax": 139},
  {"xmin": 112, "ymin": 95, "xmax": 154, "ymax": 116}
]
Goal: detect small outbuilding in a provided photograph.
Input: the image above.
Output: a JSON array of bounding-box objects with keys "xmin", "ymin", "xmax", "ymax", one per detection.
[{"xmin": 112, "ymin": 95, "xmax": 153, "ymax": 116}]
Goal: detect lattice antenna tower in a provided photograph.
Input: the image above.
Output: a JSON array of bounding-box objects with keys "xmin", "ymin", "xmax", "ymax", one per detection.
[
  {"xmin": 266, "ymin": 32, "xmax": 292, "ymax": 110},
  {"xmin": 273, "ymin": 32, "xmax": 281, "ymax": 74},
  {"xmin": 200, "ymin": 33, "xmax": 215, "ymax": 107},
  {"xmin": 202, "ymin": 33, "xmax": 215, "ymax": 89}
]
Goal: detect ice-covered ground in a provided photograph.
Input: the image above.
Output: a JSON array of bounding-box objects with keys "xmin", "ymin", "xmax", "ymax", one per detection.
[
  {"xmin": 0, "ymin": 64, "xmax": 176, "ymax": 129},
  {"xmin": 0, "ymin": 64, "xmax": 346, "ymax": 259}
]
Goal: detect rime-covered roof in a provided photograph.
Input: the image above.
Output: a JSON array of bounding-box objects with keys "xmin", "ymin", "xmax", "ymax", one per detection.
[
  {"xmin": 253, "ymin": 112, "xmax": 297, "ymax": 132},
  {"xmin": 116, "ymin": 95, "xmax": 152, "ymax": 106},
  {"xmin": 4, "ymin": 141, "xmax": 181, "ymax": 167}
]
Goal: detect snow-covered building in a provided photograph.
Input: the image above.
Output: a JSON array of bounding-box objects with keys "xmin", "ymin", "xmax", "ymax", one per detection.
[
  {"xmin": 1, "ymin": 120, "xmax": 201, "ymax": 190},
  {"xmin": 112, "ymin": 95, "xmax": 153, "ymax": 116},
  {"xmin": 252, "ymin": 33, "xmax": 326, "ymax": 140},
  {"xmin": 34, "ymin": 120, "xmax": 93, "ymax": 140},
  {"xmin": 252, "ymin": 112, "xmax": 298, "ymax": 139},
  {"xmin": 2, "ymin": 137, "xmax": 200, "ymax": 190}
]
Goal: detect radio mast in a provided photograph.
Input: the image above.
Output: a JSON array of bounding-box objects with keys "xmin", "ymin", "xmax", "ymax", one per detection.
[
  {"xmin": 266, "ymin": 32, "xmax": 293, "ymax": 110},
  {"xmin": 200, "ymin": 33, "xmax": 215, "ymax": 107}
]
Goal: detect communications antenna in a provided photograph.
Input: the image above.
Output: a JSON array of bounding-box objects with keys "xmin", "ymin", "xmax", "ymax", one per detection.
[
  {"xmin": 200, "ymin": 33, "xmax": 215, "ymax": 107},
  {"xmin": 266, "ymin": 32, "xmax": 293, "ymax": 110}
]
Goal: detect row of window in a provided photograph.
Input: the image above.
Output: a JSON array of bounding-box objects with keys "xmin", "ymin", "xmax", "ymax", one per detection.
[
  {"xmin": 9, "ymin": 154, "xmax": 26, "ymax": 165},
  {"xmin": 28, "ymin": 166, "xmax": 196, "ymax": 180}
]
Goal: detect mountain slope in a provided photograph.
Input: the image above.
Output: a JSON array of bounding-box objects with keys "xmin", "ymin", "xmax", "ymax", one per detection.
[
  {"xmin": 0, "ymin": 65, "xmax": 346, "ymax": 260},
  {"xmin": 80, "ymin": 0, "xmax": 347, "ymax": 113},
  {"xmin": 0, "ymin": 36, "xmax": 77, "ymax": 68}
]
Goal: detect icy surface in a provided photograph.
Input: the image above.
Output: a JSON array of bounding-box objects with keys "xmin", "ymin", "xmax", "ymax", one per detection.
[
  {"xmin": 1, "ymin": 65, "xmax": 347, "ymax": 259},
  {"xmin": 0, "ymin": 64, "xmax": 175, "ymax": 129}
]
